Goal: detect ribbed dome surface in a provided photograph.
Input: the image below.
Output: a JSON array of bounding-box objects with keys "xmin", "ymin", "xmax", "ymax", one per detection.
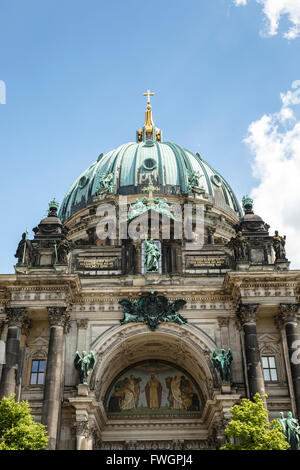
[{"xmin": 59, "ymin": 141, "xmax": 242, "ymax": 222}]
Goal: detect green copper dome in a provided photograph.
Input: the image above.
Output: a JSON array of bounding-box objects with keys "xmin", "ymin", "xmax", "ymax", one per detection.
[{"xmin": 58, "ymin": 140, "xmax": 242, "ymax": 222}]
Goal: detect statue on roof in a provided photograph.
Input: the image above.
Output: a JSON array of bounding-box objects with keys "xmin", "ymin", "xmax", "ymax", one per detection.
[
  {"xmin": 15, "ymin": 232, "xmax": 35, "ymax": 266},
  {"xmin": 273, "ymin": 231, "xmax": 287, "ymax": 261},
  {"xmin": 187, "ymin": 170, "xmax": 204, "ymax": 193},
  {"xmin": 227, "ymin": 231, "xmax": 248, "ymax": 261},
  {"xmin": 56, "ymin": 237, "xmax": 71, "ymax": 264}
]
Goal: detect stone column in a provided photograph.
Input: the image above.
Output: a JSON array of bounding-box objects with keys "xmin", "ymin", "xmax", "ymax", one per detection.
[
  {"xmin": 0, "ymin": 308, "xmax": 28, "ymax": 399},
  {"xmin": 278, "ymin": 304, "xmax": 300, "ymax": 418},
  {"xmin": 237, "ymin": 304, "xmax": 266, "ymax": 399},
  {"xmin": 73, "ymin": 420, "xmax": 89, "ymax": 450},
  {"xmin": 0, "ymin": 319, "xmax": 8, "ymax": 381},
  {"xmin": 42, "ymin": 306, "xmax": 70, "ymax": 450}
]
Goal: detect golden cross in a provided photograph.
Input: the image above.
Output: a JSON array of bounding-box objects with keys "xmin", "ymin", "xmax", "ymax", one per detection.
[{"xmin": 143, "ymin": 89, "xmax": 154, "ymax": 106}]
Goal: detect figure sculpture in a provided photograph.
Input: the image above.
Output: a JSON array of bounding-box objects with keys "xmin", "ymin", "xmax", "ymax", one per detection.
[
  {"xmin": 228, "ymin": 231, "xmax": 248, "ymax": 261},
  {"xmin": 144, "ymin": 238, "xmax": 161, "ymax": 272},
  {"xmin": 97, "ymin": 172, "xmax": 115, "ymax": 195},
  {"xmin": 74, "ymin": 350, "xmax": 95, "ymax": 385},
  {"xmin": 273, "ymin": 231, "xmax": 287, "ymax": 260},
  {"xmin": 15, "ymin": 232, "xmax": 35, "ymax": 265},
  {"xmin": 119, "ymin": 291, "xmax": 187, "ymax": 331},
  {"xmin": 187, "ymin": 170, "xmax": 204, "ymax": 193},
  {"xmin": 276, "ymin": 411, "xmax": 300, "ymax": 450},
  {"xmin": 211, "ymin": 348, "xmax": 233, "ymax": 384},
  {"xmin": 56, "ymin": 237, "xmax": 70, "ymax": 264}
]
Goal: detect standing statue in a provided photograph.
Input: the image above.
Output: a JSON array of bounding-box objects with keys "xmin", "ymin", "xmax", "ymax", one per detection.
[
  {"xmin": 74, "ymin": 350, "xmax": 95, "ymax": 385},
  {"xmin": 144, "ymin": 238, "xmax": 161, "ymax": 272},
  {"xmin": 228, "ymin": 231, "xmax": 248, "ymax": 261},
  {"xmin": 15, "ymin": 232, "xmax": 34, "ymax": 265},
  {"xmin": 276, "ymin": 411, "xmax": 300, "ymax": 450},
  {"xmin": 187, "ymin": 170, "xmax": 204, "ymax": 193},
  {"xmin": 211, "ymin": 348, "xmax": 233, "ymax": 384},
  {"xmin": 273, "ymin": 231, "xmax": 287, "ymax": 260},
  {"xmin": 57, "ymin": 237, "xmax": 71, "ymax": 264}
]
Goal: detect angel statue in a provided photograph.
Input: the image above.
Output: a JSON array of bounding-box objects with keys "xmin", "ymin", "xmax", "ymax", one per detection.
[
  {"xmin": 74, "ymin": 350, "xmax": 95, "ymax": 385},
  {"xmin": 211, "ymin": 348, "xmax": 233, "ymax": 384}
]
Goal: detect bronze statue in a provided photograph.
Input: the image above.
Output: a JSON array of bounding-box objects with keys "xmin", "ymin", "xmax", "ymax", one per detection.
[
  {"xmin": 273, "ymin": 231, "xmax": 287, "ymax": 260},
  {"xmin": 277, "ymin": 411, "xmax": 300, "ymax": 450},
  {"xmin": 211, "ymin": 348, "xmax": 233, "ymax": 384},
  {"xmin": 119, "ymin": 291, "xmax": 187, "ymax": 331},
  {"xmin": 15, "ymin": 232, "xmax": 34, "ymax": 265},
  {"xmin": 144, "ymin": 239, "xmax": 161, "ymax": 272},
  {"xmin": 74, "ymin": 350, "xmax": 95, "ymax": 385}
]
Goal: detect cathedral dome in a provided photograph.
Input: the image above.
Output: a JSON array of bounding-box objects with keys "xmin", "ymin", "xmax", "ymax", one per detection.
[
  {"xmin": 58, "ymin": 141, "xmax": 242, "ymax": 222},
  {"xmin": 59, "ymin": 93, "xmax": 242, "ymax": 222}
]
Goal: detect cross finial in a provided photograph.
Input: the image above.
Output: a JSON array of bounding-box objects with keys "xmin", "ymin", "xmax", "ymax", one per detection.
[
  {"xmin": 143, "ymin": 89, "xmax": 154, "ymax": 108},
  {"xmin": 142, "ymin": 176, "xmax": 160, "ymax": 205}
]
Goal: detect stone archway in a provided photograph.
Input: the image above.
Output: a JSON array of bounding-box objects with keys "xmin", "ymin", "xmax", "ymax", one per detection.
[
  {"xmin": 90, "ymin": 322, "xmax": 220, "ymax": 401},
  {"xmin": 82, "ymin": 322, "xmax": 237, "ymax": 449}
]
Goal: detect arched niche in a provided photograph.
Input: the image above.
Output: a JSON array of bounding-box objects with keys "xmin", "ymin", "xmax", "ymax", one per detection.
[{"xmin": 89, "ymin": 322, "xmax": 220, "ymax": 403}]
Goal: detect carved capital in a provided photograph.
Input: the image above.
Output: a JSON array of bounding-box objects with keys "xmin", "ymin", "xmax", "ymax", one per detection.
[
  {"xmin": 76, "ymin": 319, "xmax": 88, "ymax": 330},
  {"xmin": 73, "ymin": 420, "xmax": 89, "ymax": 438},
  {"xmin": 47, "ymin": 306, "xmax": 71, "ymax": 333},
  {"xmin": 217, "ymin": 317, "xmax": 230, "ymax": 328},
  {"xmin": 277, "ymin": 303, "xmax": 300, "ymax": 325},
  {"xmin": 5, "ymin": 307, "xmax": 28, "ymax": 328},
  {"xmin": 237, "ymin": 303, "xmax": 259, "ymax": 326}
]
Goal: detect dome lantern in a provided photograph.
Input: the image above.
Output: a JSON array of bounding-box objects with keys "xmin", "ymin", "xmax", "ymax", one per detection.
[{"xmin": 136, "ymin": 89, "xmax": 162, "ymax": 143}]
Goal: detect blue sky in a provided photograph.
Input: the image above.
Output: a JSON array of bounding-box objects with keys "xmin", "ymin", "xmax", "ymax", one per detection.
[{"xmin": 1, "ymin": 0, "xmax": 300, "ymax": 272}]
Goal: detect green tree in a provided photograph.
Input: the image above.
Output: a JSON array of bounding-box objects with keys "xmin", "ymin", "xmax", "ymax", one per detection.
[
  {"xmin": 220, "ymin": 393, "xmax": 290, "ymax": 450},
  {"xmin": 0, "ymin": 394, "xmax": 48, "ymax": 450}
]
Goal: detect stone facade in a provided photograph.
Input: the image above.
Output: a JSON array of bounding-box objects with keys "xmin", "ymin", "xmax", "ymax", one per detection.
[{"xmin": 1, "ymin": 108, "xmax": 300, "ymax": 450}]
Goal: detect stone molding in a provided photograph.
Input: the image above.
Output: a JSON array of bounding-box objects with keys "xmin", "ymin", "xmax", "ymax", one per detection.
[
  {"xmin": 95, "ymin": 439, "xmax": 215, "ymax": 450},
  {"xmin": 237, "ymin": 303, "xmax": 259, "ymax": 326},
  {"xmin": 5, "ymin": 307, "xmax": 28, "ymax": 328}
]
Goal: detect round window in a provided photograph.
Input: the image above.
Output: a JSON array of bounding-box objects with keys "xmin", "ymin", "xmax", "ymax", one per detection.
[
  {"xmin": 210, "ymin": 174, "xmax": 222, "ymax": 187},
  {"xmin": 78, "ymin": 176, "xmax": 88, "ymax": 188},
  {"xmin": 143, "ymin": 158, "xmax": 157, "ymax": 171}
]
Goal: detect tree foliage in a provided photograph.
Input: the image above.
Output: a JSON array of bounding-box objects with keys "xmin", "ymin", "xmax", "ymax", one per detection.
[
  {"xmin": 220, "ymin": 393, "xmax": 290, "ymax": 450},
  {"xmin": 0, "ymin": 395, "xmax": 48, "ymax": 450}
]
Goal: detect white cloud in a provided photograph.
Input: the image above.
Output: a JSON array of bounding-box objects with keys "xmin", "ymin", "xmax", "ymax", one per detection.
[
  {"xmin": 244, "ymin": 81, "xmax": 300, "ymax": 268},
  {"xmin": 234, "ymin": 0, "xmax": 300, "ymax": 39}
]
